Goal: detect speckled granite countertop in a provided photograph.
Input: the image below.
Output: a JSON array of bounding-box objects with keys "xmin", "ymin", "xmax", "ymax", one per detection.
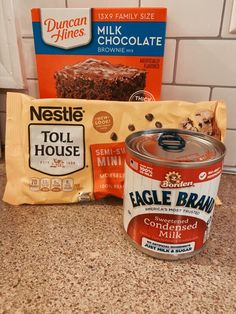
[{"xmin": 0, "ymin": 159, "xmax": 235, "ymax": 314}]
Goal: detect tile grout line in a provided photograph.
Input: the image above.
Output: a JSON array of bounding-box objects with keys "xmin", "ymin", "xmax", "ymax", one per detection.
[
  {"xmin": 219, "ymin": 0, "xmax": 227, "ymax": 37},
  {"xmin": 166, "ymin": 37, "xmax": 236, "ymax": 40},
  {"xmin": 209, "ymin": 87, "xmax": 213, "ymax": 101},
  {"xmin": 22, "ymin": 36, "xmax": 33, "ymax": 39},
  {"xmin": 172, "ymin": 39, "xmax": 179, "ymax": 84},
  {"xmin": 162, "ymin": 83, "xmax": 236, "ymax": 89}
]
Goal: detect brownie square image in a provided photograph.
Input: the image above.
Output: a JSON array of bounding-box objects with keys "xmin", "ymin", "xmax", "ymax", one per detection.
[{"xmin": 54, "ymin": 58, "xmax": 146, "ymax": 101}]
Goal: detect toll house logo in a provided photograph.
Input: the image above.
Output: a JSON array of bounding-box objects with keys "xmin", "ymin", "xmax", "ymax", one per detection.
[
  {"xmin": 160, "ymin": 171, "xmax": 193, "ymax": 188},
  {"xmin": 40, "ymin": 8, "xmax": 91, "ymax": 49}
]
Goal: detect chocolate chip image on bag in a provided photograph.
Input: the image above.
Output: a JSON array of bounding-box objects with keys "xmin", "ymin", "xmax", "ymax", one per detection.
[{"xmin": 3, "ymin": 93, "xmax": 226, "ymax": 205}]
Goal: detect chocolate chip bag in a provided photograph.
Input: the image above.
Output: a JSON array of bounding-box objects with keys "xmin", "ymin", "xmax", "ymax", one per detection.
[{"xmin": 3, "ymin": 93, "xmax": 226, "ymax": 205}]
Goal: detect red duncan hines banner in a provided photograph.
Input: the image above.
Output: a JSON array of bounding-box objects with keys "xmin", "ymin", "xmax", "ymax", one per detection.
[{"xmin": 31, "ymin": 7, "xmax": 167, "ymax": 101}]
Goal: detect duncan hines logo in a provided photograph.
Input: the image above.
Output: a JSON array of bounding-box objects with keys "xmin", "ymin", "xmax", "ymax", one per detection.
[
  {"xmin": 30, "ymin": 106, "xmax": 84, "ymax": 122},
  {"xmin": 40, "ymin": 8, "xmax": 92, "ymax": 49},
  {"xmin": 160, "ymin": 171, "xmax": 193, "ymax": 188}
]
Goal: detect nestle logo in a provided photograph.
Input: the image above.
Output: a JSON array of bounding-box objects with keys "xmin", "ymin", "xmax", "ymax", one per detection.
[{"xmin": 30, "ymin": 106, "xmax": 84, "ymax": 122}]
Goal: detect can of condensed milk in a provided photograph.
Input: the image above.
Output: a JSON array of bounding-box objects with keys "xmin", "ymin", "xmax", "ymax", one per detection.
[{"xmin": 123, "ymin": 129, "xmax": 226, "ymax": 260}]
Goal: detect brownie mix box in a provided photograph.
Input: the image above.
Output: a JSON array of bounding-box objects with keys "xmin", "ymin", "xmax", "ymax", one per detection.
[{"xmin": 31, "ymin": 7, "xmax": 167, "ymax": 101}]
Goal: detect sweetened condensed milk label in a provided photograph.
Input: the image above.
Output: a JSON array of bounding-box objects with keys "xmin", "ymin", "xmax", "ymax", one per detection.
[{"xmin": 124, "ymin": 152, "xmax": 224, "ymax": 257}]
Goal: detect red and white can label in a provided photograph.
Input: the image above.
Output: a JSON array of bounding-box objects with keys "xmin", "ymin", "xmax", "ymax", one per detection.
[{"xmin": 123, "ymin": 154, "xmax": 223, "ymax": 256}]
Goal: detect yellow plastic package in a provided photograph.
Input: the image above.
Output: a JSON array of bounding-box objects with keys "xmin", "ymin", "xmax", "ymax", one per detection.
[{"xmin": 3, "ymin": 93, "xmax": 226, "ymax": 205}]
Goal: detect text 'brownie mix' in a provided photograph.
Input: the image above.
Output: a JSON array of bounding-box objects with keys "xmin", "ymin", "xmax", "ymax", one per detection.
[{"xmin": 31, "ymin": 7, "xmax": 166, "ymax": 101}]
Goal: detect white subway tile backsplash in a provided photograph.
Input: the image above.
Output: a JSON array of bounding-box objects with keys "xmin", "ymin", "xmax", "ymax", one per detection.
[
  {"xmin": 224, "ymin": 130, "xmax": 236, "ymax": 166},
  {"xmin": 141, "ymin": 0, "xmax": 224, "ymax": 37},
  {"xmin": 161, "ymin": 85, "xmax": 210, "ymax": 102},
  {"xmin": 13, "ymin": 0, "xmax": 66, "ymax": 37},
  {"xmin": 27, "ymin": 80, "xmax": 39, "ymax": 98},
  {"xmin": 221, "ymin": 0, "xmax": 236, "ymax": 38},
  {"xmin": 162, "ymin": 40, "xmax": 176, "ymax": 84},
  {"xmin": 67, "ymin": 0, "xmax": 139, "ymax": 7},
  {"xmin": 22, "ymin": 39, "xmax": 37, "ymax": 79},
  {"xmin": 211, "ymin": 87, "xmax": 236, "ymax": 129},
  {"xmin": 176, "ymin": 40, "xmax": 236, "ymax": 86}
]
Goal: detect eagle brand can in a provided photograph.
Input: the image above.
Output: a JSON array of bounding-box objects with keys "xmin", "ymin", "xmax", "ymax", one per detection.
[{"xmin": 123, "ymin": 129, "xmax": 226, "ymax": 260}]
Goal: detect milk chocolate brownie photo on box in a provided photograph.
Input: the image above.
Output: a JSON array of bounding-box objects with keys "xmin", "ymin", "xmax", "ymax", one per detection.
[{"xmin": 54, "ymin": 58, "xmax": 146, "ymax": 101}]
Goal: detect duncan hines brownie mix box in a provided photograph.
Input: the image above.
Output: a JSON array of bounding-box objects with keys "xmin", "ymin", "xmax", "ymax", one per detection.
[{"xmin": 31, "ymin": 8, "xmax": 167, "ymax": 101}]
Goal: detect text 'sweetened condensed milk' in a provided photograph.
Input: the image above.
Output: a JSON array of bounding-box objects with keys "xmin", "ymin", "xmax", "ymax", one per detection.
[{"xmin": 124, "ymin": 129, "xmax": 226, "ymax": 260}]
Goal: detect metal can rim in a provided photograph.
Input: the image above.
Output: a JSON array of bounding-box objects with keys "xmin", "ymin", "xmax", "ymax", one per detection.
[{"xmin": 125, "ymin": 128, "xmax": 226, "ymax": 168}]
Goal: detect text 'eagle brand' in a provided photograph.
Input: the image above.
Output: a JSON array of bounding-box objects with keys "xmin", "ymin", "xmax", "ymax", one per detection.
[{"xmin": 129, "ymin": 190, "xmax": 215, "ymax": 214}]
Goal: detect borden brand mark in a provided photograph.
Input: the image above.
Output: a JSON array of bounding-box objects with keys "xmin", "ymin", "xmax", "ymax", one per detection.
[
  {"xmin": 160, "ymin": 171, "xmax": 193, "ymax": 188},
  {"xmin": 30, "ymin": 106, "xmax": 84, "ymax": 122}
]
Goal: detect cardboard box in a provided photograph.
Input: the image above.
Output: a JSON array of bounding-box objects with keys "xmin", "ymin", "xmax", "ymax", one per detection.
[{"xmin": 32, "ymin": 7, "xmax": 166, "ymax": 101}]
